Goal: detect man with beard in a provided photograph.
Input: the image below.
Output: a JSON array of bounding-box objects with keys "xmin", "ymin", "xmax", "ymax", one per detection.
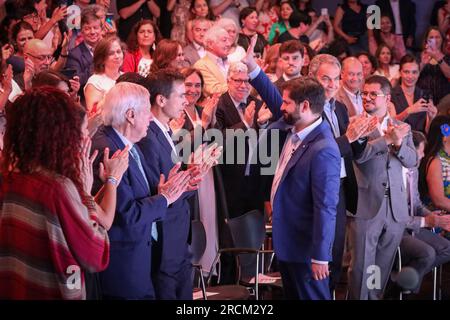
[
  {"xmin": 347, "ymin": 75, "xmax": 417, "ymax": 300},
  {"xmin": 271, "ymin": 77, "xmax": 341, "ymax": 300}
]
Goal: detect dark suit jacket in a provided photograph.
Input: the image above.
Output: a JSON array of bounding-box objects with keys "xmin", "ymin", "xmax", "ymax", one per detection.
[
  {"xmin": 138, "ymin": 121, "xmax": 193, "ymax": 275},
  {"xmin": 215, "ymin": 92, "xmax": 265, "ymax": 217},
  {"xmin": 183, "ymin": 43, "xmax": 201, "ymax": 66},
  {"xmin": 375, "ymin": 0, "xmax": 416, "ymax": 40},
  {"xmin": 391, "ymin": 85, "xmax": 427, "ymax": 133},
  {"xmin": 251, "ymin": 69, "xmax": 361, "ymax": 213},
  {"xmin": 66, "ymin": 42, "xmax": 93, "ymax": 89},
  {"xmin": 272, "ymin": 120, "xmax": 341, "ymax": 263},
  {"xmin": 91, "ymin": 125, "xmax": 167, "ymax": 299}
]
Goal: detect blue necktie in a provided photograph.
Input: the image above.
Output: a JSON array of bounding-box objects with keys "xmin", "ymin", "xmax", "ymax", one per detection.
[{"xmin": 130, "ymin": 145, "xmax": 158, "ymax": 241}]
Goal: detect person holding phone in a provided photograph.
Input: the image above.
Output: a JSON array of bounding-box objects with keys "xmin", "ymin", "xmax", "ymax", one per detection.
[
  {"xmin": 392, "ymin": 54, "xmax": 437, "ymax": 134},
  {"xmin": 417, "ymin": 27, "xmax": 450, "ymax": 106},
  {"xmin": 116, "ymin": 0, "xmax": 160, "ymax": 42}
]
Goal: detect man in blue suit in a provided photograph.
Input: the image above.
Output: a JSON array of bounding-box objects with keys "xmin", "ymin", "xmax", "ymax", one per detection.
[
  {"xmin": 91, "ymin": 82, "xmax": 193, "ymax": 299},
  {"xmin": 271, "ymin": 77, "xmax": 341, "ymax": 300},
  {"xmin": 139, "ymin": 69, "xmax": 219, "ymax": 300},
  {"xmin": 66, "ymin": 8, "xmax": 102, "ymax": 99}
]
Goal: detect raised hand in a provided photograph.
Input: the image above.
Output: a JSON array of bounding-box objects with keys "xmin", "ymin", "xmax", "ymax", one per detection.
[
  {"xmin": 69, "ymin": 75, "xmax": 81, "ymax": 97},
  {"xmin": 244, "ymin": 100, "xmax": 256, "ymax": 127},
  {"xmin": 241, "ymin": 34, "xmax": 259, "ymax": 72},
  {"xmin": 345, "ymin": 115, "xmax": 375, "ymax": 142},
  {"xmin": 201, "ymin": 93, "xmax": 220, "ymax": 128},
  {"xmin": 1, "ymin": 44, "xmax": 14, "ymax": 62},
  {"xmin": 169, "ymin": 113, "xmax": 186, "ymax": 132},
  {"xmin": 257, "ymin": 103, "xmax": 272, "ymax": 125},
  {"xmin": 1, "ymin": 64, "xmax": 13, "ymax": 95},
  {"xmin": 384, "ymin": 120, "xmax": 410, "ymax": 147},
  {"xmin": 99, "ymin": 146, "xmax": 129, "ymax": 185},
  {"xmin": 80, "ymin": 137, "xmax": 99, "ymax": 194},
  {"xmin": 407, "ymin": 98, "xmax": 429, "ymax": 115},
  {"xmin": 158, "ymin": 163, "xmax": 192, "ymax": 205}
]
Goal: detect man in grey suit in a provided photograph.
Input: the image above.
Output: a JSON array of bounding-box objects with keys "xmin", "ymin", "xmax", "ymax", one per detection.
[
  {"xmin": 183, "ymin": 18, "xmax": 210, "ymax": 66},
  {"xmin": 348, "ymin": 75, "xmax": 418, "ymax": 300}
]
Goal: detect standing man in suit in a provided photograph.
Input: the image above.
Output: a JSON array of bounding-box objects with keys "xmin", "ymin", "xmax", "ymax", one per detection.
[
  {"xmin": 375, "ymin": 0, "xmax": 416, "ymax": 48},
  {"xmin": 348, "ymin": 75, "xmax": 418, "ymax": 300},
  {"xmin": 183, "ymin": 18, "xmax": 210, "ymax": 66},
  {"xmin": 272, "ymin": 77, "xmax": 341, "ymax": 300},
  {"xmin": 215, "ymin": 62, "xmax": 272, "ymax": 218},
  {"xmin": 66, "ymin": 8, "xmax": 103, "ymax": 97},
  {"xmin": 273, "ymin": 40, "xmax": 304, "ymax": 91},
  {"xmin": 335, "ymin": 57, "xmax": 364, "ymax": 117},
  {"xmin": 309, "ymin": 54, "xmax": 375, "ymax": 295},
  {"xmin": 193, "ymin": 25, "xmax": 232, "ymax": 97},
  {"xmin": 91, "ymin": 82, "xmax": 193, "ymax": 299},
  {"xmin": 139, "ymin": 69, "xmax": 219, "ymax": 299}
]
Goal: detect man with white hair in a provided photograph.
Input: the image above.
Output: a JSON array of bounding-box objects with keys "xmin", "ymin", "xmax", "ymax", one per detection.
[
  {"xmin": 335, "ymin": 57, "xmax": 365, "ymax": 117},
  {"xmin": 91, "ymin": 82, "xmax": 193, "ymax": 300},
  {"xmin": 193, "ymin": 25, "xmax": 232, "ymax": 97},
  {"xmin": 215, "ymin": 61, "xmax": 272, "ymax": 219}
]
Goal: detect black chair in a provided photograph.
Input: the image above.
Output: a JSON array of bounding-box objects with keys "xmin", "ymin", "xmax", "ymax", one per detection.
[
  {"xmin": 206, "ymin": 210, "xmax": 280, "ymax": 300},
  {"xmin": 190, "ymin": 219, "xmax": 250, "ymax": 300}
]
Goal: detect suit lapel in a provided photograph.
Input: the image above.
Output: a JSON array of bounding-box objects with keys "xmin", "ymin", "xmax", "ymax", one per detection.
[
  {"xmin": 223, "ymin": 93, "xmax": 243, "ymax": 126},
  {"xmin": 278, "ymin": 122, "xmax": 325, "ymax": 187},
  {"xmin": 150, "ymin": 121, "xmax": 176, "ymax": 164},
  {"xmin": 104, "ymin": 126, "xmax": 150, "ymax": 192},
  {"xmin": 205, "ymin": 55, "xmax": 225, "ymax": 82}
]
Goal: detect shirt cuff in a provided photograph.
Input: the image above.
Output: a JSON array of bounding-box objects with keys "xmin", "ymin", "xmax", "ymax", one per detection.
[
  {"xmin": 160, "ymin": 193, "xmax": 170, "ymax": 207},
  {"xmin": 420, "ymin": 217, "xmax": 426, "ymax": 228},
  {"xmin": 311, "ymin": 259, "xmax": 328, "ymax": 265},
  {"xmin": 248, "ymin": 66, "xmax": 261, "ymax": 80}
]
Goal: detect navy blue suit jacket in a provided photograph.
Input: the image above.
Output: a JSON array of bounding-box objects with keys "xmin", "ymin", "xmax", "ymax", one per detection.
[
  {"xmin": 249, "ymin": 69, "xmax": 340, "ymax": 262},
  {"xmin": 138, "ymin": 121, "xmax": 193, "ymax": 274},
  {"xmin": 272, "ymin": 120, "xmax": 341, "ymax": 263},
  {"xmin": 91, "ymin": 125, "xmax": 167, "ymax": 299},
  {"xmin": 66, "ymin": 42, "xmax": 93, "ymax": 89}
]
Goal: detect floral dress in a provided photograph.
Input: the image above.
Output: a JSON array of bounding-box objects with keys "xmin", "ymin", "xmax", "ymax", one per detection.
[
  {"xmin": 170, "ymin": 0, "xmax": 191, "ymax": 47},
  {"xmin": 438, "ymin": 149, "xmax": 450, "ymax": 199}
]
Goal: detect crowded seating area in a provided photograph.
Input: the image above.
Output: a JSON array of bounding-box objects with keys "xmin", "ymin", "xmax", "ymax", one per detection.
[{"xmin": 0, "ymin": 0, "xmax": 449, "ymax": 300}]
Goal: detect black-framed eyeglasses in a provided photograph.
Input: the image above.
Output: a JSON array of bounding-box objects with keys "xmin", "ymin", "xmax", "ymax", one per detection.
[
  {"xmin": 23, "ymin": 12, "xmax": 39, "ymax": 21},
  {"xmin": 361, "ymin": 91, "xmax": 386, "ymax": 100},
  {"xmin": 230, "ymin": 78, "xmax": 250, "ymax": 86},
  {"xmin": 26, "ymin": 52, "xmax": 54, "ymax": 63}
]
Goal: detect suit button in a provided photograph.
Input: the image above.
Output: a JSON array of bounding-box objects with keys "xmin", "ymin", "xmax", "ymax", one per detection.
[{"xmin": 382, "ymin": 183, "xmax": 387, "ymax": 187}]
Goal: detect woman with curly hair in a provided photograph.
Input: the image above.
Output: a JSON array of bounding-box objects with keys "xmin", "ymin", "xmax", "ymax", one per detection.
[
  {"xmin": 0, "ymin": 87, "xmax": 128, "ymax": 299},
  {"xmin": 122, "ymin": 20, "xmax": 161, "ymax": 77}
]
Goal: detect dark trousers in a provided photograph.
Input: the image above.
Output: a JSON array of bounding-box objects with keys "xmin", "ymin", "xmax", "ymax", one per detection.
[
  {"xmin": 278, "ymin": 260, "xmax": 331, "ymax": 300},
  {"xmin": 329, "ymin": 182, "xmax": 347, "ymax": 292},
  {"xmin": 400, "ymin": 228, "xmax": 450, "ymax": 292}
]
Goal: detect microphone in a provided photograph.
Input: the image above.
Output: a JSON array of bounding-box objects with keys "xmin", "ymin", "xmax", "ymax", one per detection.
[{"xmin": 391, "ymin": 267, "xmax": 420, "ymax": 291}]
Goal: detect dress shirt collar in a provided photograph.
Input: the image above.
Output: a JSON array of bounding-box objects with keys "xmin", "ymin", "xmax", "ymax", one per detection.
[
  {"xmin": 113, "ymin": 127, "xmax": 133, "ymax": 149},
  {"xmin": 294, "ymin": 116, "xmax": 323, "ymax": 142}
]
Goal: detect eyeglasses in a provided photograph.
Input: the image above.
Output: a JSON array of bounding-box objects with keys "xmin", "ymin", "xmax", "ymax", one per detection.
[
  {"xmin": 26, "ymin": 53, "xmax": 54, "ymax": 63},
  {"xmin": 23, "ymin": 12, "xmax": 39, "ymax": 21},
  {"xmin": 361, "ymin": 91, "xmax": 386, "ymax": 100},
  {"xmin": 230, "ymin": 78, "xmax": 250, "ymax": 86}
]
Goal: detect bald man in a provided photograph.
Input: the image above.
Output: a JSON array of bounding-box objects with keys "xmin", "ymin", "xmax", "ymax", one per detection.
[
  {"xmin": 14, "ymin": 39, "xmax": 54, "ymax": 91},
  {"xmin": 336, "ymin": 57, "xmax": 364, "ymax": 117}
]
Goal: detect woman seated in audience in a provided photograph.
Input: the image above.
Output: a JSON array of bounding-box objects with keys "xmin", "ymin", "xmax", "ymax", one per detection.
[
  {"xmin": 122, "ymin": 20, "xmax": 161, "ymax": 77},
  {"xmin": 392, "ymin": 54, "xmax": 438, "ymax": 133},
  {"xmin": 7, "ymin": 21, "xmax": 35, "ymax": 75},
  {"xmin": 356, "ymin": 51, "xmax": 377, "ymax": 79},
  {"xmin": 421, "ymin": 116, "xmax": 450, "ymax": 219},
  {"xmin": 149, "ymin": 39, "xmax": 186, "ymax": 73},
  {"xmin": 0, "ymin": 86, "xmax": 129, "ymax": 299},
  {"xmin": 268, "ymin": 0, "xmax": 297, "ymax": 44},
  {"xmin": 84, "ymin": 36, "xmax": 123, "ymax": 114},
  {"xmin": 368, "ymin": 15, "xmax": 406, "ymax": 64},
  {"xmin": 238, "ymin": 7, "xmax": 267, "ymax": 58},
  {"xmin": 186, "ymin": 0, "xmax": 216, "ymax": 43},
  {"xmin": 373, "ymin": 43, "xmax": 400, "ymax": 86},
  {"xmin": 215, "ymin": 18, "xmax": 246, "ymax": 64},
  {"xmin": 417, "ymin": 27, "xmax": 450, "ymax": 106}
]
